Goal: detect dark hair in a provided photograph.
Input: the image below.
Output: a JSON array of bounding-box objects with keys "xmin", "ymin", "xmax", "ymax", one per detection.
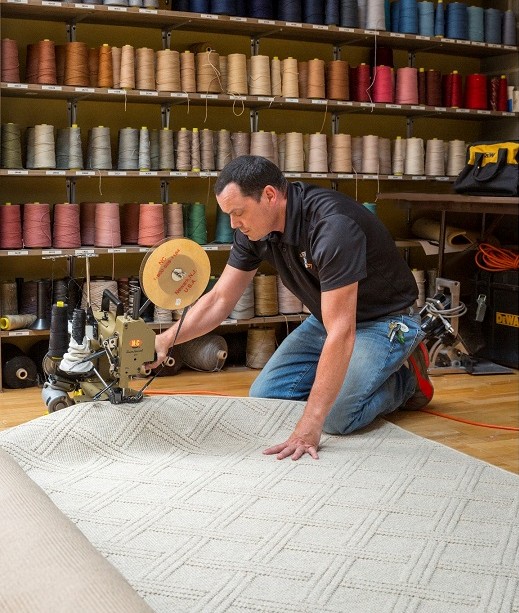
[{"xmin": 214, "ymin": 155, "xmax": 289, "ymax": 201}]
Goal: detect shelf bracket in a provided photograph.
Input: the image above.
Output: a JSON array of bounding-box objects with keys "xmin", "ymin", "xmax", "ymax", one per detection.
[
  {"xmin": 250, "ymin": 109, "xmax": 259, "ymax": 132},
  {"xmin": 66, "ymin": 178, "xmax": 76, "ymax": 204},
  {"xmin": 161, "ymin": 28, "xmax": 172, "ymax": 50},
  {"xmin": 406, "ymin": 116, "xmax": 414, "ymax": 138},
  {"xmin": 161, "ymin": 180, "xmax": 169, "ymax": 204},
  {"xmin": 161, "ymin": 103, "xmax": 171, "ymax": 129},
  {"xmin": 331, "ymin": 180, "xmax": 339, "ymax": 192},
  {"xmin": 332, "ymin": 112, "xmax": 340, "ymax": 135},
  {"xmin": 333, "ymin": 45, "xmax": 341, "ymax": 61},
  {"xmin": 407, "ymin": 51, "xmax": 416, "ymax": 68},
  {"xmin": 66, "ymin": 21, "xmax": 77, "ymax": 43},
  {"xmin": 251, "ymin": 36, "xmax": 259, "ymax": 56},
  {"xmin": 67, "ymin": 100, "xmax": 78, "ymax": 126}
]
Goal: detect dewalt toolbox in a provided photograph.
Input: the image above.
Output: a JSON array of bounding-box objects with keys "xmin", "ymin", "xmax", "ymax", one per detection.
[{"xmin": 475, "ymin": 270, "xmax": 518, "ymax": 369}]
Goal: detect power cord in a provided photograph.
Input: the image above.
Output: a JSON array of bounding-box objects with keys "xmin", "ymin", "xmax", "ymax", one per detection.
[{"xmin": 475, "ymin": 243, "xmax": 519, "ymax": 272}]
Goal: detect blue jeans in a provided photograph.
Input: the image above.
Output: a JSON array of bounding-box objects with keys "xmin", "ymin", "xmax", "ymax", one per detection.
[{"xmin": 249, "ymin": 314, "xmax": 425, "ymax": 434}]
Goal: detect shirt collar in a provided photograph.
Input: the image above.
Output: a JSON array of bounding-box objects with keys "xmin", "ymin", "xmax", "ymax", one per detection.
[{"xmin": 276, "ymin": 182, "xmax": 302, "ymax": 246}]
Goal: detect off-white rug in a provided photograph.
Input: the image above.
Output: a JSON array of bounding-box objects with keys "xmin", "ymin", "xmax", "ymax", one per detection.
[{"xmin": 1, "ymin": 395, "xmax": 518, "ymax": 613}]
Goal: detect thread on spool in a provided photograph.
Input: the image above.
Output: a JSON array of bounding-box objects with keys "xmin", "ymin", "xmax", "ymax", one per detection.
[
  {"xmin": 138, "ymin": 202, "xmax": 165, "ymax": 246},
  {"xmin": 230, "ymin": 282, "xmax": 255, "ymax": 320},
  {"xmin": 277, "ymin": 276, "xmax": 303, "ymax": 314},
  {"xmin": 48, "ymin": 301, "xmax": 69, "ymax": 359},
  {"xmin": 0, "ymin": 314, "xmax": 37, "ymax": 330},
  {"xmin": 23, "ymin": 202, "xmax": 52, "ymax": 248},
  {"xmin": 1, "ymin": 123, "xmax": 23, "ymax": 169},
  {"xmin": 246, "ymin": 327, "xmax": 276, "ymax": 369},
  {"xmin": 0, "ymin": 203, "xmax": 23, "ymax": 249},
  {"xmin": 180, "ymin": 333, "xmax": 228, "ymax": 372},
  {"xmin": 1, "ymin": 38, "xmax": 20, "ymax": 83},
  {"xmin": 0, "ymin": 281, "xmax": 19, "ymax": 317},
  {"xmin": 95, "ymin": 202, "xmax": 121, "ymax": 247},
  {"xmin": 2, "ymin": 343, "xmax": 38, "ymax": 389},
  {"xmin": 253, "ymin": 274, "xmax": 278, "ymax": 316},
  {"xmin": 53, "ymin": 202, "xmax": 81, "ymax": 248}
]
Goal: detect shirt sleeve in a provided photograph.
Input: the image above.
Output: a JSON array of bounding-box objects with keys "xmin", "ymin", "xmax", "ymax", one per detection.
[
  {"xmin": 311, "ymin": 216, "xmax": 367, "ymax": 292},
  {"xmin": 227, "ymin": 229, "xmax": 263, "ymax": 272}
]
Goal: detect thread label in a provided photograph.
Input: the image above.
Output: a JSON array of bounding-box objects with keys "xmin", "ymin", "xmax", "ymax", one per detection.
[
  {"xmin": 75, "ymin": 170, "xmax": 95, "ymax": 175},
  {"xmin": 42, "ymin": 1, "xmax": 61, "ymax": 5},
  {"xmin": 416, "ymin": 35, "xmax": 430, "ymax": 40},
  {"xmin": 361, "ymin": 103, "xmax": 374, "ymax": 108},
  {"xmin": 456, "ymin": 40, "xmax": 468, "ymax": 45},
  {"xmin": 201, "ymin": 94, "xmax": 218, "ymax": 99},
  {"xmin": 386, "ymin": 104, "xmax": 402, "ymax": 109},
  {"xmin": 257, "ymin": 96, "xmax": 274, "ymax": 102},
  {"xmin": 286, "ymin": 22, "xmax": 303, "ymax": 27},
  {"xmin": 45, "ymin": 170, "xmax": 66, "ymax": 175},
  {"xmin": 487, "ymin": 43, "xmax": 501, "ymax": 49},
  {"xmin": 75, "ymin": 3, "xmax": 93, "ymax": 7},
  {"xmin": 338, "ymin": 28, "xmax": 355, "ymax": 33},
  {"xmin": 6, "ymin": 83, "xmax": 28, "ymax": 89},
  {"xmin": 171, "ymin": 171, "xmax": 188, "ymax": 176},
  {"xmin": 204, "ymin": 246, "xmax": 219, "ymax": 250},
  {"xmin": 108, "ymin": 248, "xmax": 127, "ymax": 253},
  {"xmin": 171, "ymin": 92, "xmax": 188, "ymax": 98},
  {"xmin": 139, "ymin": 247, "xmax": 149, "ymax": 252},
  {"xmin": 108, "ymin": 171, "xmax": 127, "ymax": 176},
  {"xmin": 8, "ymin": 330, "xmax": 30, "ymax": 336},
  {"xmin": 258, "ymin": 19, "xmax": 275, "ymax": 24},
  {"xmin": 230, "ymin": 95, "xmax": 246, "ymax": 100},
  {"xmin": 412, "ymin": 175, "xmax": 426, "ymax": 180},
  {"xmin": 140, "ymin": 90, "xmax": 158, "ymax": 96},
  {"xmin": 364, "ymin": 30, "xmax": 378, "ymax": 35},
  {"xmin": 337, "ymin": 101, "xmax": 354, "ymax": 106},
  {"xmin": 312, "ymin": 173, "xmax": 328, "ymax": 178},
  {"xmin": 389, "ymin": 175, "xmax": 403, "ymax": 180},
  {"xmin": 200, "ymin": 171, "xmax": 217, "ymax": 177},
  {"xmin": 477, "ymin": 110, "xmax": 491, "ymax": 115},
  {"xmin": 363, "ymin": 174, "xmax": 378, "ymax": 180},
  {"xmin": 285, "ymin": 173, "xmax": 302, "ymax": 178},
  {"xmin": 7, "ymin": 170, "xmax": 29, "ymax": 175},
  {"xmin": 411, "ymin": 105, "xmax": 425, "ymax": 110},
  {"xmin": 503, "ymin": 112, "xmax": 514, "ymax": 117},
  {"xmin": 139, "ymin": 171, "xmax": 158, "ymax": 176},
  {"xmin": 74, "ymin": 87, "xmax": 95, "ymax": 93},
  {"xmin": 434, "ymin": 107, "xmax": 447, "ymax": 112},
  {"xmin": 455, "ymin": 108, "xmax": 470, "ymax": 113},
  {"xmin": 230, "ymin": 16, "xmax": 247, "ymax": 22},
  {"xmin": 337, "ymin": 174, "xmax": 354, "ymax": 179},
  {"xmin": 312, "ymin": 24, "xmax": 328, "ymax": 30},
  {"xmin": 107, "ymin": 89, "xmax": 125, "ymax": 94},
  {"xmin": 435, "ymin": 177, "xmax": 450, "ymax": 181},
  {"xmin": 42, "ymin": 85, "xmax": 62, "ymax": 91},
  {"xmin": 390, "ymin": 32, "xmax": 405, "ymax": 38},
  {"xmin": 285, "ymin": 98, "xmax": 299, "ymax": 103},
  {"xmin": 107, "ymin": 5, "xmax": 127, "ymax": 10},
  {"xmin": 7, "ymin": 250, "xmax": 29, "ymax": 255},
  {"xmin": 311, "ymin": 99, "xmax": 328, "ymax": 104},
  {"xmin": 7, "ymin": 0, "xmax": 28, "ymax": 3},
  {"xmin": 139, "ymin": 8, "xmax": 157, "ymax": 13},
  {"xmin": 42, "ymin": 250, "xmax": 63, "ymax": 255},
  {"xmin": 201, "ymin": 13, "xmax": 218, "ymax": 19},
  {"xmin": 74, "ymin": 249, "xmax": 95, "ymax": 255},
  {"xmin": 471, "ymin": 41, "xmax": 486, "ymax": 46}
]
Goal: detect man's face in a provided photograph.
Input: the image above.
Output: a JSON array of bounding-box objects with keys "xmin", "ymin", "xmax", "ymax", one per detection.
[{"xmin": 217, "ymin": 182, "xmax": 279, "ymax": 242}]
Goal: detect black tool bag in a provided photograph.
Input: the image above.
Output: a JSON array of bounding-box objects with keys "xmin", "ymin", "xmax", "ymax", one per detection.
[{"xmin": 453, "ymin": 141, "xmax": 519, "ymax": 196}]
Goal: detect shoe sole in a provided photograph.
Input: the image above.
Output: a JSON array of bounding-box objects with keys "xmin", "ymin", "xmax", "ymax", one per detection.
[{"xmin": 404, "ymin": 343, "xmax": 434, "ymax": 410}]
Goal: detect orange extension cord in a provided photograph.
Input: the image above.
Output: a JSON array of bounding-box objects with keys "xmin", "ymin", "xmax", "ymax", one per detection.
[
  {"xmin": 144, "ymin": 390, "xmax": 519, "ymax": 431},
  {"xmin": 475, "ymin": 243, "xmax": 519, "ymax": 271}
]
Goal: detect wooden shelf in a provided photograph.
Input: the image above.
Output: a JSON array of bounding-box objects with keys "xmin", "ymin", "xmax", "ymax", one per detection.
[
  {"xmin": 2, "ymin": 0, "xmax": 518, "ymax": 58},
  {"xmin": 2, "ymin": 82, "xmax": 517, "ymax": 121},
  {"xmin": 0, "ymin": 243, "xmax": 232, "ymax": 257},
  {"xmin": 377, "ymin": 192, "xmax": 519, "ymax": 215}
]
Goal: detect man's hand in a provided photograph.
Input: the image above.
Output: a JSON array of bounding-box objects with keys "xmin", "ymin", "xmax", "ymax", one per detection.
[
  {"xmin": 146, "ymin": 331, "xmax": 174, "ymax": 370},
  {"xmin": 263, "ymin": 416, "xmax": 322, "ymax": 461}
]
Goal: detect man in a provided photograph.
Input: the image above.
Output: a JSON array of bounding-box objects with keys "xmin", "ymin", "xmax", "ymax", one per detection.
[{"xmin": 150, "ymin": 155, "xmax": 433, "ymax": 461}]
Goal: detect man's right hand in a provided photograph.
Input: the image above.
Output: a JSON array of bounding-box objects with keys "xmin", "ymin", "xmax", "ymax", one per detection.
[{"xmin": 146, "ymin": 331, "xmax": 173, "ymax": 370}]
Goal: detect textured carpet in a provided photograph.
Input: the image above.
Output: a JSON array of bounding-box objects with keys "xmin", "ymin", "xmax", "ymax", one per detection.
[{"xmin": 1, "ymin": 395, "xmax": 518, "ymax": 613}]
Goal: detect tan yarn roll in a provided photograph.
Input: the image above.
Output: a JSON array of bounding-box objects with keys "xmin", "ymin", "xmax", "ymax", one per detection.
[
  {"xmin": 246, "ymin": 327, "xmax": 277, "ymax": 369},
  {"xmin": 156, "ymin": 49, "xmax": 181, "ymax": 92},
  {"xmin": 253, "ymin": 274, "xmax": 278, "ymax": 316},
  {"xmin": 180, "ymin": 50, "xmax": 196, "ymax": 92},
  {"xmin": 326, "ymin": 60, "xmax": 350, "ymax": 100},
  {"xmin": 281, "ymin": 57, "xmax": 299, "ymax": 97},
  {"xmin": 119, "ymin": 44, "xmax": 135, "ymax": 89},
  {"xmin": 97, "ymin": 44, "xmax": 113, "ymax": 88},
  {"xmin": 64, "ymin": 41, "xmax": 89, "ymax": 87},
  {"xmin": 249, "ymin": 55, "xmax": 271, "ymax": 96},
  {"xmin": 226, "ymin": 53, "xmax": 248, "ymax": 95},
  {"xmin": 135, "ymin": 47, "xmax": 155, "ymax": 90},
  {"xmin": 330, "ymin": 133, "xmax": 352, "ymax": 173},
  {"xmin": 196, "ymin": 50, "xmax": 221, "ymax": 93},
  {"xmin": 307, "ymin": 58, "xmax": 326, "ymax": 99}
]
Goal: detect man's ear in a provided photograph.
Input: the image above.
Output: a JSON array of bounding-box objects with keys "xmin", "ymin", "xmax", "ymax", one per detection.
[{"xmin": 264, "ymin": 185, "xmax": 276, "ymax": 202}]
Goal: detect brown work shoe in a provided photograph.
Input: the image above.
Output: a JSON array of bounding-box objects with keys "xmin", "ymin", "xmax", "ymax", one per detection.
[{"xmin": 402, "ymin": 342, "xmax": 434, "ymax": 410}]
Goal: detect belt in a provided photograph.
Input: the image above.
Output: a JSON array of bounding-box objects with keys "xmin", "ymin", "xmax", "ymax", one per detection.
[{"xmin": 388, "ymin": 306, "xmax": 416, "ymax": 317}]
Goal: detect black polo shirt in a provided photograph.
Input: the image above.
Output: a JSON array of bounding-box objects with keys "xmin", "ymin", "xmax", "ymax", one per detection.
[{"xmin": 227, "ymin": 182, "xmax": 417, "ymax": 322}]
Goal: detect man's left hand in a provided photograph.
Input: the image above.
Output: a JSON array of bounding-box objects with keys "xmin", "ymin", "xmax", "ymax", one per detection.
[{"xmin": 263, "ymin": 418, "xmax": 322, "ymax": 461}]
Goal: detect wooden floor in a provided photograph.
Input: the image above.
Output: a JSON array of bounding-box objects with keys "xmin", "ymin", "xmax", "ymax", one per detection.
[{"xmin": 1, "ymin": 367, "xmax": 518, "ymax": 473}]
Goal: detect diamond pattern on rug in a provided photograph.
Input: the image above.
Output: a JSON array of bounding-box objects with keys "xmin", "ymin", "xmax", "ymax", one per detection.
[{"xmin": 1, "ymin": 395, "xmax": 518, "ymax": 613}]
